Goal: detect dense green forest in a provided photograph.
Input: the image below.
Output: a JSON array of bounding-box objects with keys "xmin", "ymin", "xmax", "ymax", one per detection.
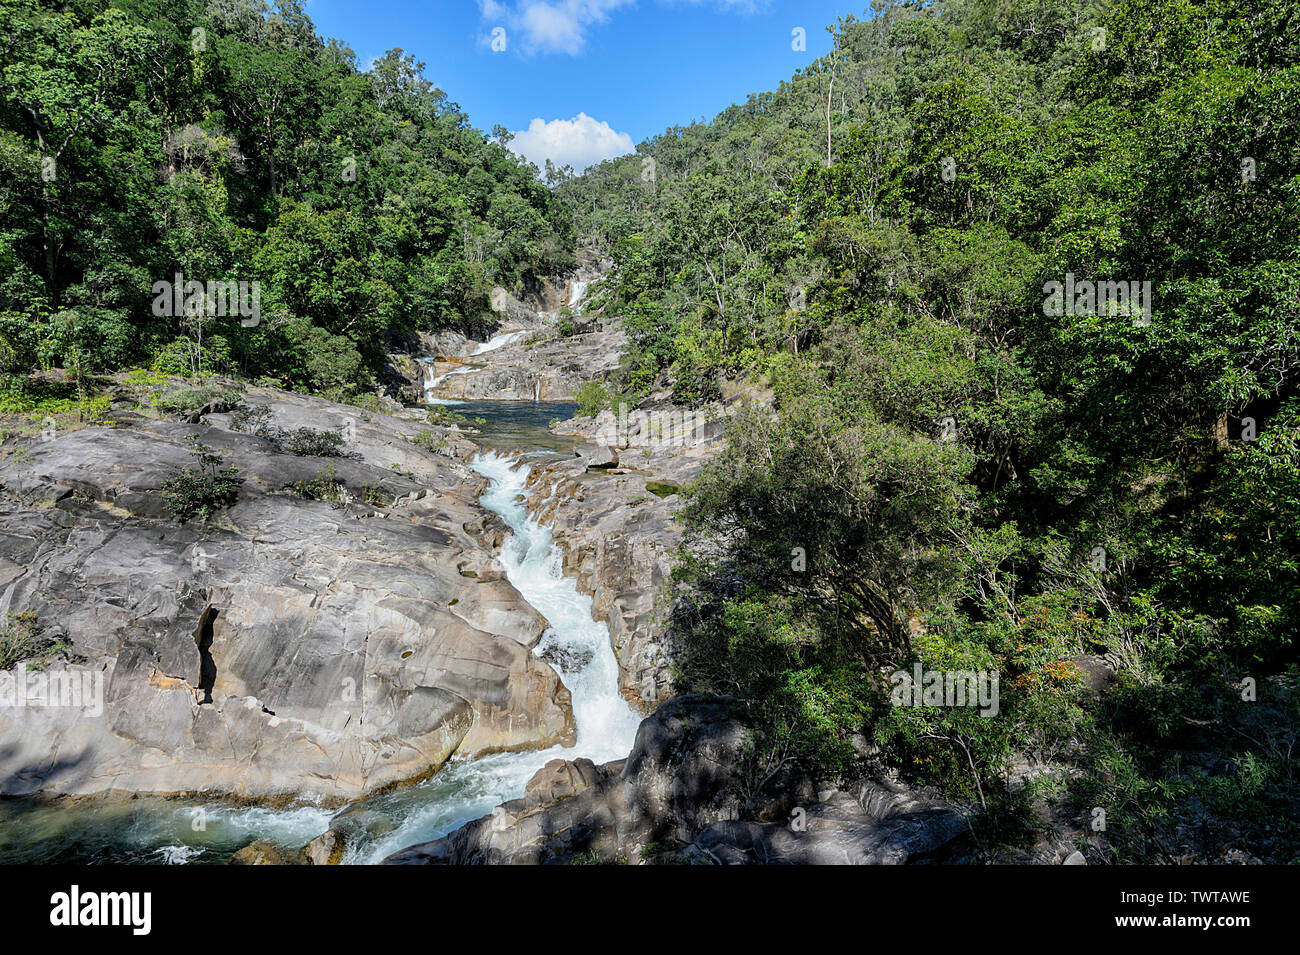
[
  {"xmin": 0, "ymin": 0, "xmax": 573, "ymax": 400},
  {"xmin": 564, "ymin": 0, "xmax": 1300, "ymax": 860}
]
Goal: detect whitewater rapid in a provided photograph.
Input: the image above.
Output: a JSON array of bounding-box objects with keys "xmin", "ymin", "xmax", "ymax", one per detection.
[{"xmin": 333, "ymin": 451, "xmax": 642, "ymax": 863}]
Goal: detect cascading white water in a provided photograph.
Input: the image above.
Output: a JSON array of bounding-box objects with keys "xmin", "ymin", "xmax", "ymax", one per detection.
[
  {"xmin": 150, "ymin": 803, "xmax": 335, "ymax": 864},
  {"xmin": 424, "ymin": 330, "xmax": 527, "ymax": 400},
  {"xmin": 473, "ymin": 452, "xmax": 641, "ymax": 757},
  {"xmin": 472, "ymin": 330, "xmax": 529, "ymax": 355},
  {"xmin": 422, "ymin": 361, "xmax": 473, "ymax": 404},
  {"xmin": 568, "ymin": 280, "xmax": 588, "ymax": 313},
  {"xmin": 336, "ymin": 451, "xmax": 642, "ymax": 863}
]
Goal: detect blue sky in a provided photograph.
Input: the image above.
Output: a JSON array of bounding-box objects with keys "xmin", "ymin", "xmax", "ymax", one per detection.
[{"xmin": 305, "ymin": 0, "xmax": 863, "ymax": 172}]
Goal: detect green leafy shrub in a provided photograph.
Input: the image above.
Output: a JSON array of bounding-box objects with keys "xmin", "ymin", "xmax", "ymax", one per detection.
[
  {"xmin": 230, "ymin": 403, "xmax": 275, "ymax": 435},
  {"xmin": 161, "ymin": 436, "xmax": 244, "ymax": 522},
  {"xmin": 286, "ymin": 464, "xmax": 348, "ymax": 505},
  {"xmin": 671, "ymin": 590, "xmax": 872, "ymax": 785},
  {"xmin": 155, "ymin": 383, "xmax": 244, "ymax": 418},
  {"xmin": 573, "ymin": 380, "xmax": 611, "ymax": 417},
  {"xmin": 0, "ymin": 377, "xmax": 76, "ymax": 415},
  {"xmin": 231, "ymin": 408, "xmax": 349, "ymax": 458},
  {"xmin": 280, "ymin": 427, "xmax": 346, "ymax": 457},
  {"xmin": 425, "ymin": 404, "xmax": 469, "ymax": 428},
  {"xmin": 150, "ymin": 339, "xmax": 200, "ymax": 377},
  {"xmin": 360, "ymin": 484, "xmax": 388, "ymax": 506},
  {"xmin": 411, "ymin": 430, "xmax": 448, "ymax": 454},
  {"xmin": 557, "ymin": 307, "xmax": 576, "ymax": 338},
  {"xmin": 0, "ymin": 376, "xmax": 110, "ymax": 423}
]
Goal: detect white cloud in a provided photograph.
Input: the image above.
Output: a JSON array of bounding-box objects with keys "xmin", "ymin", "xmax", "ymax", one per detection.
[
  {"xmin": 480, "ymin": 0, "xmax": 766, "ymax": 56},
  {"xmin": 519, "ymin": 3, "xmax": 586, "ymax": 54},
  {"xmin": 480, "ymin": 0, "xmax": 633, "ymax": 55},
  {"xmin": 509, "ymin": 113, "xmax": 635, "ymax": 173}
]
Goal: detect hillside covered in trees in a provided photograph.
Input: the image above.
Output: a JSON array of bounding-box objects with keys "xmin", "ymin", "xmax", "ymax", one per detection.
[
  {"xmin": 562, "ymin": 0, "xmax": 1300, "ymax": 861},
  {"xmin": 0, "ymin": 0, "xmax": 573, "ymax": 400}
]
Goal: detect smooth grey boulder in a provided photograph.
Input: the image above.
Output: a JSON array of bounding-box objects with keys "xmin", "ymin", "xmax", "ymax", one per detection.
[
  {"xmin": 690, "ymin": 803, "xmax": 968, "ymax": 865},
  {"xmin": 574, "ymin": 444, "xmax": 618, "ymax": 468},
  {"xmin": 0, "ymin": 385, "xmax": 574, "ymax": 805}
]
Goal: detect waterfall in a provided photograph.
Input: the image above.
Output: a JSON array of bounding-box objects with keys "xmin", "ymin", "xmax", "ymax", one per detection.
[
  {"xmin": 336, "ymin": 452, "xmax": 642, "ymax": 863},
  {"xmin": 472, "ymin": 330, "xmax": 528, "ymax": 355},
  {"xmin": 0, "ymin": 452, "xmax": 639, "ymax": 864},
  {"xmin": 423, "ymin": 363, "xmax": 472, "ymax": 403},
  {"xmin": 567, "ymin": 280, "xmax": 588, "ymax": 314}
]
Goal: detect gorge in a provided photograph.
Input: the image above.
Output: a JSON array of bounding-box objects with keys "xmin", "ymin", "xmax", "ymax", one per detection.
[
  {"xmin": 2, "ymin": 0, "xmax": 1295, "ymax": 871},
  {"xmin": 0, "ymin": 280, "xmax": 721, "ymax": 864}
]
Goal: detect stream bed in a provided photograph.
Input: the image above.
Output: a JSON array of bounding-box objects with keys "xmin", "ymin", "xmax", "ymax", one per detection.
[{"xmin": 0, "ymin": 434, "xmax": 638, "ymax": 864}]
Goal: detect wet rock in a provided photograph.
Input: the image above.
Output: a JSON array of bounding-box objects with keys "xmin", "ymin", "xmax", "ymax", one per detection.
[
  {"xmin": 228, "ymin": 839, "xmax": 302, "ymax": 865},
  {"xmin": 384, "ymin": 695, "xmax": 749, "ymax": 864},
  {"xmin": 538, "ymin": 639, "xmax": 594, "ymax": 674},
  {"xmin": 302, "ymin": 828, "xmax": 346, "ymax": 865},
  {"xmin": 525, "ymin": 757, "xmax": 602, "ymax": 803}
]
